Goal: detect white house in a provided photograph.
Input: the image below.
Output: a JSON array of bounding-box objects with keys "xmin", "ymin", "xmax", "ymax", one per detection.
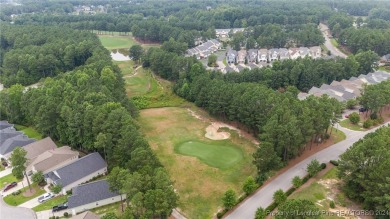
[
  {"xmin": 45, "ymin": 152, "xmax": 107, "ymax": 195},
  {"xmin": 68, "ymin": 180, "xmax": 125, "ymax": 215}
]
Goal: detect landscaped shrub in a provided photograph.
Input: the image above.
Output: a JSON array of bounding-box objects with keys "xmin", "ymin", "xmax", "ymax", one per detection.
[
  {"xmin": 216, "ymin": 212, "xmax": 223, "ymax": 219},
  {"xmin": 265, "ymin": 201, "xmax": 278, "ymax": 213},
  {"xmin": 285, "ymin": 187, "xmax": 296, "ymax": 196},
  {"xmin": 63, "ymin": 212, "xmax": 69, "ymax": 218},
  {"xmin": 243, "ymin": 176, "xmax": 258, "ymax": 195},
  {"xmin": 376, "ymin": 117, "xmax": 384, "ymax": 124},
  {"xmin": 370, "ymin": 112, "xmax": 378, "ymax": 120},
  {"xmin": 273, "ymin": 189, "xmax": 287, "ymax": 205},
  {"xmin": 349, "ymin": 112, "xmax": 360, "ymax": 124},
  {"xmin": 302, "ymin": 175, "xmax": 311, "ymax": 183},
  {"xmin": 292, "ymin": 176, "xmax": 303, "ymax": 188},
  {"xmin": 330, "ymin": 200, "xmax": 335, "ymax": 208},
  {"xmin": 320, "ymin": 163, "xmax": 327, "ymax": 169},
  {"xmin": 307, "ymin": 159, "xmax": 321, "ymax": 177},
  {"xmin": 363, "ymin": 119, "xmax": 373, "ymax": 128},
  {"xmin": 51, "ymin": 184, "xmax": 63, "ymax": 194},
  {"xmin": 323, "ymin": 133, "xmax": 330, "ymax": 139},
  {"xmin": 330, "ymin": 160, "xmax": 339, "ymax": 166}
]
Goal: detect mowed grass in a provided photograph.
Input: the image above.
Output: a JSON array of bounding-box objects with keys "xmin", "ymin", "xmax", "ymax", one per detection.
[
  {"xmin": 139, "ymin": 107, "xmax": 257, "ymax": 218},
  {"xmin": 98, "ymin": 35, "xmax": 136, "ymax": 50},
  {"xmin": 176, "ymin": 141, "xmax": 243, "ymax": 170},
  {"xmin": 32, "ymin": 195, "xmax": 68, "ymax": 212},
  {"xmin": 339, "ymin": 119, "xmax": 365, "ymax": 131},
  {"xmin": 113, "ymin": 60, "xmax": 135, "ymax": 76},
  {"xmin": 4, "ymin": 183, "xmax": 46, "ymax": 206},
  {"xmin": 330, "ymin": 127, "xmax": 346, "ymax": 143},
  {"xmin": 0, "ymin": 174, "xmax": 18, "ymax": 187},
  {"xmin": 14, "ymin": 124, "xmax": 43, "ymax": 140}
]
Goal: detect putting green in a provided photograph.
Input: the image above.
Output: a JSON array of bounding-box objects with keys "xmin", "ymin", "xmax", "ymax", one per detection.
[{"xmin": 176, "ymin": 141, "xmax": 243, "ymax": 169}]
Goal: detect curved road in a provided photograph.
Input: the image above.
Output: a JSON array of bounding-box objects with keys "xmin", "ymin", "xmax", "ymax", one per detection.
[
  {"xmin": 319, "ymin": 23, "xmax": 348, "ymax": 58},
  {"xmin": 225, "ymin": 121, "xmax": 389, "ymax": 219},
  {"xmin": 0, "ymin": 197, "xmax": 36, "ymax": 219}
]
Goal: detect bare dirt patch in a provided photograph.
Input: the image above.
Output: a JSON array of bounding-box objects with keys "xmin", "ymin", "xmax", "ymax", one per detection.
[{"xmin": 22, "ymin": 188, "xmax": 37, "ymax": 197}]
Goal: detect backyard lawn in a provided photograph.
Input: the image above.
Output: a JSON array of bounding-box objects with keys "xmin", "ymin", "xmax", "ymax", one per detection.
[
  {"xmin": 4, "ymin": 183, "xmax": 46, "ymax": 206},
  {"xmin": 14, "ymin": 125, "xmax": 43, "ymax": 140},
  {"xmin": 32, "ymin": 195, "xmax": 68, "ymax": 212}
]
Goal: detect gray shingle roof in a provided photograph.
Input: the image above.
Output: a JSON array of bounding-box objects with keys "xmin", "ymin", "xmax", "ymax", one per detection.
[
  {"xmin": 0, "ymin": 121, "xmax": 12, "ymax": 131},
  {"xmin": 0, "ymin": 135, "xmax": 35, "ymax": 155},
  {"xmin": 45, "ymin": 152, "xmax": 106, "ymax": 187},
  {"xmin": 67, "ymin": 180, "xmax": 119, "ymax": 209},
  {"xmin": 0, "ymin": 130, "xmax": 23, "ymax": 146}
]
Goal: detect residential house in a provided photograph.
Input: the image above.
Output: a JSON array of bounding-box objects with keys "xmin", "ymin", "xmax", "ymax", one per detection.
[
  {"xmin": 26, "ymin": 146, "xmax": 79, "ymax": 175},
  {"xmin": 246, "ymin": 49, "xmax": 258, "ymax": 63},
  {"xmin": 279, "ymin": 48, "xmax": 290, "ymax": 60},
  {"xmin": 67, "ymin": 180, "xmax": 124, "ymax": 215},
  {"xmin": 71, "ymin": 211, "xmax": 100, "ymax": 219},
  {"xmin": 237, "ymin": 50, "xmax": 246, "ymax": 64},
  {"xmin": 0, "ymin": 121, "xmax": 12, "ymax": 131},
  {"xmin": 268, "ymin": 49, "xmax": 279, "ymax": 62},
  {"xmin": 1, "ymin": 135, "xmax": 35, "ymax": 158},
  {"xmin": 215, "ymin": 28, "xmax": 245, "ymax": 38},
  {"xmin": 258, "ymin": 49, "xmax": 268, "ymax": 62},
  {"xmin": 185, "ymin": 39, "xmax": 221, "ymax": 59},
  {"xmin": 22, "ymin": 137, "xmax": 57, "ymax": 161},
  {"xmin": 289, "ymin": 48, "xmax": 301, "ymax": 59},
  {"xmin": 303, "ymin": 71, "xmax": 390, "ymax": 102},
  {"xmin": 45, "ymin": 152, "xmax": 107, "ymax": 195},
  {"xmin": 299, "ymin": 47, "xmax": 311, "ymax": 58},
  {"xmin": 309, "ymin": 46, "xmax": 321, "ymax": 59},
  {"xmin": 227, "ymin": 49, "xmax": 237, "ymax": 64}
]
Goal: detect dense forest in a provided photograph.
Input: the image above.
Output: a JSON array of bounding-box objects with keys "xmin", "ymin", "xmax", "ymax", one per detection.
[
  {"xmin": 0, "ymin": 24, "xmax": 177, "ymax": 218},
  {"xmin": 0, "ymin": 24, "xmax": 110, "ymax": 87},
  {"xmin": 338, "ymin": 125, "xmax": 390, "ymax": 214}
]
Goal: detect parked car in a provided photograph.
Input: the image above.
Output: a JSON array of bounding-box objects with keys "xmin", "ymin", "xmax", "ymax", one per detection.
[
  {"xmin": 38, "ymin": 193, "xmax": 53, "ymax": 203},
  {"xmin": 359, "ymin": 107, "xmax": 367, "ymax": 112},
  {"xmin": 2, "ymin": 162, "xmax": 8, "ymax": 167},
  {"xmin": 52, "ymin": 202, "xmax": 68, "ymax": 212},
  {"xmin": 3, "ymin": 182, "xmax": 17, "ymax": 192}
]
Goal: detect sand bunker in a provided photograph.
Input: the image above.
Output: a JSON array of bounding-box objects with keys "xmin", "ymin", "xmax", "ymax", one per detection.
[
  {"xmin": 110, "ymin": 51, "xmax": 131, "ymax": 61},
  {"xmin": 205, "ymin": 122, "xmax": 241, "ymax": 140}
]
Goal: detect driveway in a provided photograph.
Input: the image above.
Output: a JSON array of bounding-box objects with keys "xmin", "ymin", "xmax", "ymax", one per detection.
[
  {"xmin": 319, "ymin": 23, "xmax": 348, "ymax": 58},
  {"xmin": 225, "ymin": 122, "xmax": 390, "ymax": 219},
  {"xmin": 0, "ymin": 197, "xmax": 36, "ymax": 219}
]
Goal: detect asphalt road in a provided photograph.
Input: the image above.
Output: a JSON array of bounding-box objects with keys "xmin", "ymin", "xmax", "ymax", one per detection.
[
  {"xmin": 0, "ymin": 198, "xmax": 36, "ymax": 219},
  {"xmin": 225, "ymin": 122, "xmax": 389, "ymax": 219},
  {"xmin": 319, "ymin": 23, "xmax": 348, "ymax": 58}
]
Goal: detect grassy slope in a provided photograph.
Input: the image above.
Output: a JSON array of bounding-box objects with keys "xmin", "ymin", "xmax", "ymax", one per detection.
[
  {"xmin": 139, "ymin": 107, "xmax": 257, "ymax": 219},
  {"xmin": 14, "ymin": 125, "xmax": 43, "ymax": 140},
  {"xmin": 288, "ymin": 167, "xmax": 348, "ymax": 219}
]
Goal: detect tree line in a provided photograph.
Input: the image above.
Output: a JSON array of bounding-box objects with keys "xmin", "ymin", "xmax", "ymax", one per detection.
[
  {"xmin": 0, "ymin": 26, "xmax": 177, "ymax": 218},
  {"xmin": 0, "ymin": 24, "xmax": 111, "ymax": 87},
  {"xmin": 338, "ymin": 125, "xmax": 390, "ymax": 215},
  {"xmin": 230, "ymin": 23, "xmax": 324, "ymax": 50},
  {"xmin": 144, "ymin": 46, "xmax": 379, "ymax": 92}
]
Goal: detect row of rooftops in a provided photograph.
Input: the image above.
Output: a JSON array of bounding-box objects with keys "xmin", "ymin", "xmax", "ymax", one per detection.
[
  {"xmin": 215, "ymin": 28, "xmax": 245, "ymax": 38},
  {"xmin": 0, "ymin": 121, "xmax": 115, "ymax": 211},
  {"xmin": 186, "ymin": 39, "xmax": 222, "ymax": 59},
  {"xmin": 298, "ymin": 71, "xmax": 390, "ymax": 102},
  {"xmin": 227, "ymin": 46, "xmax": 322, "ymax": 64}
]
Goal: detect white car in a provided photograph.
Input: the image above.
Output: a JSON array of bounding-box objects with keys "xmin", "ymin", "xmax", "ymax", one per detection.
[{"xmin": 38, "ymin": 192, "xmax": 53, "ymax": 203}]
